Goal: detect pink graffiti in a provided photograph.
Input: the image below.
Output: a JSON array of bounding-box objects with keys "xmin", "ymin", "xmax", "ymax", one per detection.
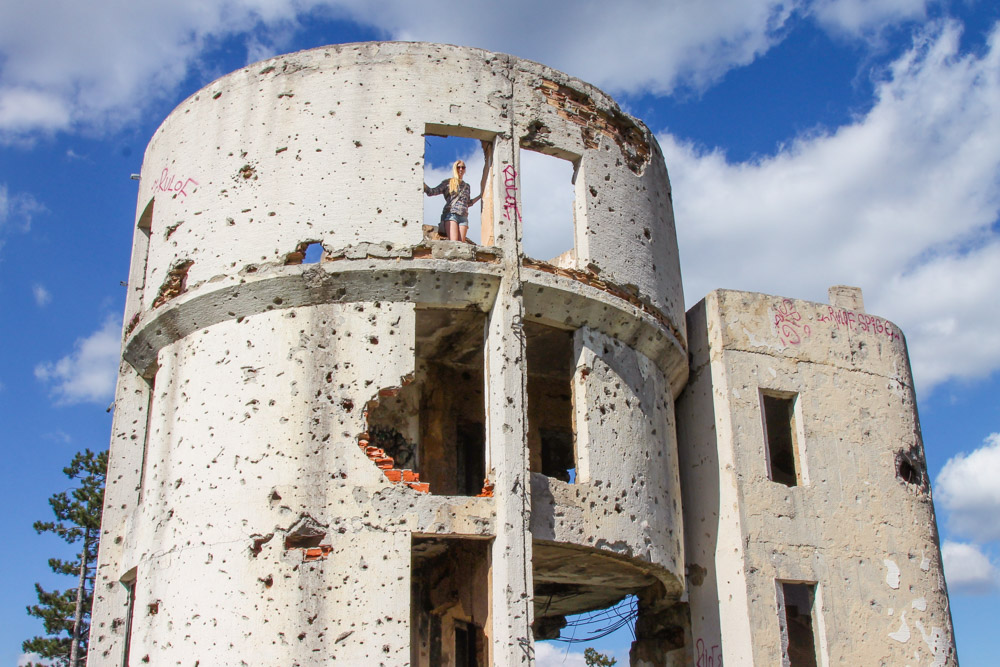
[
  {"xmin": 696, "ymin": 638, "xmax": 722, "ymax": 667},
  {"xmin": 155, "ymin": 167, "xmax": 199, "ymax": 197},
  {"xmin": 818, "ymin": 307, "xmax": 901, "ymax": 341},
  {"xmin": 502, "ymin": 164, "xmax": 521, "ymax": 222},
  {"xmin": 774, "ymin": 299, "xmax": 811, "ymax": 346}
]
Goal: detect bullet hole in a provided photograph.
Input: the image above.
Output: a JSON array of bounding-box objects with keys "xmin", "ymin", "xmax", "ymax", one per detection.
[
  {"xmin": 250, "ymin": 533, "xmax": 274, "ymax": 557},
  {"xmin": 341, "ymin": 399, "xmax": 354, "ymax": 413},
  {"xmin": 238, "ymin": 164, "xmax": 256, "ymax": 180},
  {"xmin": 354, "ymin": 140, "xmax": 363, "ymax": 147},
  {"xmin": 260, "ymin": 575, "xmax": 273, "ymax": 588},
  {"xmin": 369, "ymin": 336, "xmax": 379, "ymax": 345},
  {"xmin": 147, "ymin": 601, "xmax": 160, "ymax": 615}
]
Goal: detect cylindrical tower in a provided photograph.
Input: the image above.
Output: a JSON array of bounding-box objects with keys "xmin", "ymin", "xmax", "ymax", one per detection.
[{"xmin": 89, "ymin": 42, "xmax": 689, "ymax": 666}]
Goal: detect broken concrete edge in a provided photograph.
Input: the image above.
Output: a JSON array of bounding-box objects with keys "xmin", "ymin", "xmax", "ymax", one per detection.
[
  {"xmin": 123, "ymin": 258, "xmax": 687, "ymax": 392},
  {"xmin": 150, "ymin": 259, "xmax": 194, "ymax": 309},
  {"xmin": 533, "ymin": 538, "xmax": 684, "ymax": 603},
  {"xmin": 523, "ymin": 256, "xmax": 684, "ymax": 351},
  {"xmin": 520, "ymin": 267, "xmax": 689, "ymax": 398}
]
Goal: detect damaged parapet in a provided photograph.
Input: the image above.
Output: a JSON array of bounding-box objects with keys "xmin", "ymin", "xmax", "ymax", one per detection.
[
  {"xmin": 90, "ymin": 42, "xmax": 688, "ymax": 667},
  {"xmin": 676, "ymin": 290, "xmax": 955, "ymax": 666}
]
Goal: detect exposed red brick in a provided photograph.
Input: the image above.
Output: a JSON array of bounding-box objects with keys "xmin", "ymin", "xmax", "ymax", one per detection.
[
  {"xmin": 302, "ymin": 545, "xmax": 333, "ymax": 562},
  {"xmin": 383, "ymin": 469, "xmax": 403, "ymax": 483},
  {"xmin": 476, "ymin": 479, "xmax": 495, "ymax": 498}
]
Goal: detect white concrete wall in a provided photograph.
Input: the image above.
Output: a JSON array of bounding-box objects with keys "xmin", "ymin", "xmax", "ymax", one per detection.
[
  {"xmin": 92, "ymin": 42, "xmax": 689, "ymax": 666},
  {"xmin": 678, "ymin": 290, "xmax": 955, "ymax": 666}
]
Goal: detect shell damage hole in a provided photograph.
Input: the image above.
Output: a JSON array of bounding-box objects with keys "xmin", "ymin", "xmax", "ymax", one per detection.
[
  {"xmin": 285, "ymin": 241, "xmax": 324, "ymax": 265},
  {"xmin": 151, "ymin": 259, "xmax": 194, "ymax": 308},
  {"xmin": 896, "ymin": 449, "xmax": 927, "ymax": 491}
]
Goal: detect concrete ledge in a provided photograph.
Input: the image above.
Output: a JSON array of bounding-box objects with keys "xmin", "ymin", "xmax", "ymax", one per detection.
[
  {"xmin": 124, "ymin": 259, "xmax": 503, "ymax": 376},
  {"xmin": 521, "ymin": 268, "xmax": 689, "ymax": 396}
]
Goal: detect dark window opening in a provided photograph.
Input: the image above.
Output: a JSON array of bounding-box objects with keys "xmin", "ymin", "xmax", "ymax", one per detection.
[
  {"xmin": 518, "ymin": 147, "xmax": 578, "ymax": 267},
  {"xmin": 456, "ymin": 420, "xmax": 487, "ymax": 496},
  {"xmin": 120, "ymin": 569, "xmax": 137, "ymax": 667},
  {"xmin": 762, "ymin": 392, "xmax": 800, "ymax": 487},
  {"xmin": 779, "ymin": 582, "xmax": 819, "ymax": 667},
  {"xmin": 363, "ymin": 308, "xmax": 487, "ymax": 496},
  {"xmin": 454, "ymin": 621, "xmax": 479, "ymax": 667},
  {"xmin": 526, "ymin": 322, "xmax": 576, "ymax": 482},
  {"xmin": 411, "ymin": 537, "xmax": 490, "ymax": 667},
  {"xmin": 423, "ymin": 126, "xmax": 496, "ymax": 245}
]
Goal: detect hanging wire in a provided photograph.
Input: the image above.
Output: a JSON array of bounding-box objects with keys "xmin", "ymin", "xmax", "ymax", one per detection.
[{"xmin": 550, "ymin": 594, "xmax": 638, "ymax": 643}]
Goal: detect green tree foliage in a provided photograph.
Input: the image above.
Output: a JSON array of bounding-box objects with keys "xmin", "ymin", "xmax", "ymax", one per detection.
[
  {"xmin": 23, "ymin": 449, "xmax": 108, "ymax": 667},
  {"xmin": 584, "ymin": 647, "xmax": 617, "ymax": 666}
]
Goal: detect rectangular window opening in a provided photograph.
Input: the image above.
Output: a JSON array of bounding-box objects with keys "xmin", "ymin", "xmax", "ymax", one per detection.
[
  {"xmin": 526, "ymin": 322, "xmax": 576, "ymax": 483},
  {"xmin": 518, "ymin": 146, "xmax": 578, "ymax": 268},
  {"xmin": 778, "ymin": 581, "xmax": 820, "ymax": 667},
  {"xmin": 423, "ymin": 126, "xmax": 496, "ymax": 245},
  {"xmin": 411, "ymin": 536, "xmax": 491, "ymax": 667},
  {"xmin": 761, "ymin": 391, "xmax": 800, "ymax": 487}
]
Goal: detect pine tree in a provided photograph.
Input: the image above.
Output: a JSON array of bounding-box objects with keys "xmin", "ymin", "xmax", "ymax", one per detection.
[
  {"xmin": 584, "ymin": 647, "xmax": 617, "ymax": 666},
  {"xmin": 23, "ymin": 449, "xmax": 108, "ymax": 667}
]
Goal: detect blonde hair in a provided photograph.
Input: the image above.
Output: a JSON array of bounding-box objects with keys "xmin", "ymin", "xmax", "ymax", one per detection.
[{"xmin": 448, "ymin": 161, "xmax": 465, "ymax": 194}]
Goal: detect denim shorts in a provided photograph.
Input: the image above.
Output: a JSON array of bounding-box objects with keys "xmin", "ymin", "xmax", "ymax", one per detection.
[{"xmin": 442, "ymin": 212, "xmax": 469, "ymax": 226}]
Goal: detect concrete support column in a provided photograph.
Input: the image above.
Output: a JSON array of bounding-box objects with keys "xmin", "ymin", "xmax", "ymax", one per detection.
[{"xmin": 485, "ymin": 131, "xmax": 535, "ymax": 664}]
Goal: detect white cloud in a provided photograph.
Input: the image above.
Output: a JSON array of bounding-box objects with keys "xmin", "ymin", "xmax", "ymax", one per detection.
[
  {"xmin": 3, "ymin": 1, "xmax": 939, "ymax": 140},
  {"xmin": 662, "ymin": 20, "xmax": 1000, "ymax": 390},
  {"xmin": 535, "ymin": 642, "xmax": 589, "ymax": 667},
  {"xmin": 18, "ymin": 653, "xmax": 54, "ymax": 667},
  {"xmin": 941, "ymin": 540, "xmax": 1000, "ymax": 595},
  {"xmin": 339, "ymin": 0, "xmax": 797, "ymax": 95},
  {"xmin": 810, "ymin": 0, "xmax": 929, "ymax": 36},
  {"xmin": 32, "ymin": 283, "xmax": 51, "ymax": 307},
  {"xmin": 0, "ymin": 183, "xmax": 45, "ymax": 234},
  {"xmin": 936, "ymin": 433, "xmax": 1000, "ymax": 542},
  {"xmin": 35, "ymin": 315, "xmax": 121, "ymax": 405}
]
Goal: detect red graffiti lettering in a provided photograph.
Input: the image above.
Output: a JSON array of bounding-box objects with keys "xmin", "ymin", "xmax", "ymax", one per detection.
[
  {"xmin": 502, "ymin": 164, "xmax": 521, "ymax": 222},
  {"xmin": 155, "ymin": 167, "xmax": 199, "ymax": 198},
  {"xmin": 774, "ymin": 299, "xmax": 811, "ymax": 346},
  {"xmin": 696, "ymin": 638, "xmax": 722, "ymax": 667},
  {"xmin": 818, "ymin": 306, "xmax": 900, "ymax": 341}
]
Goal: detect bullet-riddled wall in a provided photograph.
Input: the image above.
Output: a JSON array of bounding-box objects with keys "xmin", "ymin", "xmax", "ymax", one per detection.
[
  {"xmin": 676, "ymin": 290, "xmax": 956, "ymax": 666},
  {"xmin": 89, "ymin": 42, "xmax": 689, "ymax": 666}
]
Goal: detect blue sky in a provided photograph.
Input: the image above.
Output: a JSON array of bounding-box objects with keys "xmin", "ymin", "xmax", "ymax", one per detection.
[{"xmin": 1, "ymin": 1, "xmax": 998, "ymax": 664}]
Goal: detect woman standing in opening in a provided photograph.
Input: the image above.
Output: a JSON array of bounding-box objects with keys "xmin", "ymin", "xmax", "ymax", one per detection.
[{"xmin": 424, "ymin": 160, "xmax": 481, "ymax": 242}]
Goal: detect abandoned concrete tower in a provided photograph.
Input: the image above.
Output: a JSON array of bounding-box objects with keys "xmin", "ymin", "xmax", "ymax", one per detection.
[{"xmin": 89, "ymin": 43, "xmax": 956, "ymax": 666}]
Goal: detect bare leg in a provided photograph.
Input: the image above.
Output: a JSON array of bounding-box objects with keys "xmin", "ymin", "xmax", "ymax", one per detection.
[
  {"xmin": 459, "ymin": 225, "xmax": 469, "ymax": 243},
  {"xmin": 448, "ymin": 220, "xmax": 460, "ymax": 241}
]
